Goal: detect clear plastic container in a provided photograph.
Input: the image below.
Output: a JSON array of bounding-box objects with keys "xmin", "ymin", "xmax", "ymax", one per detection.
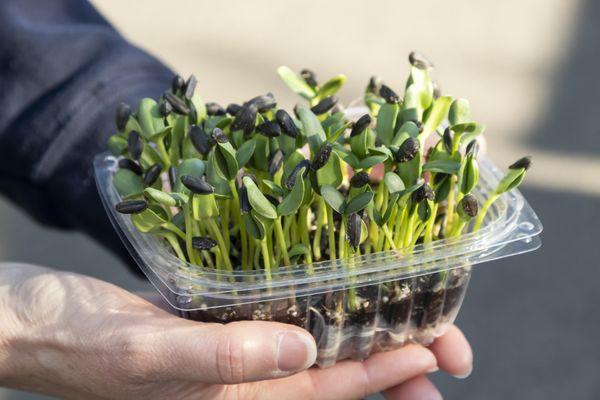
[{"xmin": 94, "ymin": 153, "xmax": 542, "ymax": 367}]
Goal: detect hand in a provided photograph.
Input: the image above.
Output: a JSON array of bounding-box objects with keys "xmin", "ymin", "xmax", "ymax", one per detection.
[{"xmin": 0, "ymin": 263, "xmax": 472, "ymax": 399}]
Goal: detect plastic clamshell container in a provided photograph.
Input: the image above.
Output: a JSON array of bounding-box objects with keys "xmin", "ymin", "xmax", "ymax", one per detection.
[{"xmin": 95, "ymin": 152, "xmax": 542, "ymax": 367}]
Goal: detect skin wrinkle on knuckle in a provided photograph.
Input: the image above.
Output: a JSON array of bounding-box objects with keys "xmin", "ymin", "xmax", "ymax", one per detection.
[{"xmin": 216, "ymin": 334, "xmax": 246, "ymax": 384}]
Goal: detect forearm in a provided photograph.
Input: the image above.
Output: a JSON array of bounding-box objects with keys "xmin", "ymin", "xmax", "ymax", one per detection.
[
  {"xmin": 0, "ymin": 263, "xmax": 48, "ymax": 391},
  {"xmin": 0, "ymin": 0, "xmax": 173, "ymax": 259}
]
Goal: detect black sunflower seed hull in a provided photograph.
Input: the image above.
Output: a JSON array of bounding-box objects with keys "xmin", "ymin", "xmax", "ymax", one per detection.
[
  {"xmin": 115, "ymin": 199, "xmax": 147, "ymax": 214},
  {"xmin": 206, "ymin": 102, "xmax": 226, "ymax": 116},
  {"xmin": 181, "ymin": 175, "xmax": 214, "ymax": 195},
  {"xmin": 379, "ymin": 84, "xmax": 400, "ymax": 104},
  {"xmin": 443, "ymin": 127, "xmax": 453, "ymax": 153},
  {"xmin": 347, "ymin": 213, "xmax": 361, "ymax": 249},
  {"xmin": 115, "ymin": 103, "xmax": 131, "ymax": 132},
  {"xmin": 168, "ymin": 166, "xmax": 177, "ymax": 188},
  {"xmin": 226, "ymin": 103, "xmax": 242, "ymax": 116},
  {"xmin": 275, "ymin": 109, "xmax": 299, "ymax": 138},
  {"xmin": 239, "ymin": 185, "xmax": 251, "ymax": 213},
  {"xmin": 189, "ymin": 125, "xmax": 213, "ymax": 155},
  {"xmin": 310, "ymin": 96, "xmax": 338, "ymax": 115},
  {"xmin": 231, "ymin": 104, "xmax": 258, "ymax": 136},
  {"xmin": 265, "ymin": 194, "xmax": 280, "ymax": 206},
  {"xmin": 300, "ymin": 69, "xmax": 318, "ymax": 88},
  {"xmin": 159, "ymin": 101, "xmax": 173, "ymax": 117},
  {"xmin": 257, "ymin": 121, "xmax": 282, "ymax": 137},
  {"xmin": 395, "ymin": 137, "xmax": 420, "ymax": 163},
  {"xmin": 144, "ymin": 163, "xmax": 163, "ymax": 186},
  {"xmin": 184, "ymin": 74, "xmax": 197, "ymax": 99},
  {"xmin": 247, "ymin": 93, "xmax": 277, "ymax": 113},
  {"xmin": 509, "ymin": 156, "xmax": 532, "ymax": 170},
  {"xmin": 350, "ymin": 114, "xmax": 372, "ymax": 137},
  {"xmin": 128, "ymin": 131, "xmax": 144, "ymax": 161},
  {"xmin": 466, "ymin": 140, "xmax": 479, "ymax": 157},
  {"xmin": 118, "ymin": 158, "xmax": 143, "ymax": 175},
  {"xmin": 172, "ymin": 75, "xmax": 185, "ymax": 94},
  {"xmin": 211, "ymin": 128, "xmax": 229, "ymax": 143},
  {"xmin": 350, "ymin": 171, "xmax": 370, "ymax": 188},
  {"xmin": 268, "ymin": 149, "xmax": 284, "ymax": 176},
  {"xmin": 368, "ymin": 76, "xmax": 381, "ymax": 94},
  {"xmin": 192, "ymin": 236, "xmax": 218, "ymax": 250},
  {"xmin": 409, "ymin": 51, "xmax": 434, "ymax": 70},
  {"xmin": 460, "ymin": 194, "xmax": 478, "ymax": 218},
  {"xmin": 412, "ymin": 183, "xmax": 435, "ymax": 203},
  {"xmin": 285, "ymin": 159, "xmax": 311, "ymax": 189},
  {"xmin": 311, "ymin": 143, "xmax": 333, "ymax": 170},
  {"xmin": 165, "ymin": 92, "xmax": 191, "ymax": 115}
]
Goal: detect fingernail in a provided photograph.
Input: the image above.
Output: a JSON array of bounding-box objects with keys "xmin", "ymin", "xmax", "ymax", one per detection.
[
  {"xmin": 452, "ymin": 365, "xmax": 473, "ymax": 379},
  {"xmin": 276, "ymin": 331, "xmax": 316, "ymax": 372},
  {"xmin": 427, "ymin": 365, "xmax": 439, "ymax": 374}
]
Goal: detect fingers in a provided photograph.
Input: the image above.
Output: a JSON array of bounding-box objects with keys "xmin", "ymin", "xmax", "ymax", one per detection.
[
  {"xmin": 253, "ymin": 344, "xmax": 437, "ymax": 400},
  {"xmin": 429, "ymin": 325, "xmax": 473, "ymax": 378},
  {"xmin": 383, "ymin": 375, "xmax": 442, "ymax": 400},
  {"xmin": 135, "ymin": 320, "xmax": 316, "ymax": 384}
]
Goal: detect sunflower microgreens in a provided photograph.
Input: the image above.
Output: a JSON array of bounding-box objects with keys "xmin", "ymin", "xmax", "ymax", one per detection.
[{"xmin": 108, "ymin": 52, "xmax": 531, "ymax": 289}]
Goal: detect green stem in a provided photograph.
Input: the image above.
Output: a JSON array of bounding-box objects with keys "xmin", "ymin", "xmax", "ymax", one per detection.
[
  {"xmin": 326, "ymin": 205, "xmax": 337, "ymax": 261},
  {"xmin": 261, "ymin": 238, "xmax": 272, "ymax": 280},
  {"xmin": 156, "ymin": 138, "xmax": 171, "ymax": 169},
  {"xmin": 274, "ymin": 218, "xmax": 291, "ymax": 267},
  {"xmin": 183, "ymin": 200, "xmax": 201, "ymax": 267},
  {"xmin": 473, "ymin": 193, "xmax": 498, "ymax": 231},
  {"xmin": 312, "ymin": 198, "xmax": 325, "ymax": 260},
  {"xmin": 207, "ymin": 218, "xmax": 232, "ymax": 272}
]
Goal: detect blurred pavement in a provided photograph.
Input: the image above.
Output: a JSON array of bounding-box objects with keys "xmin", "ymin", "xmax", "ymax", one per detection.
[{"xmin": 1, "ymin": 1, "xmax": 599, "ymax": 399}]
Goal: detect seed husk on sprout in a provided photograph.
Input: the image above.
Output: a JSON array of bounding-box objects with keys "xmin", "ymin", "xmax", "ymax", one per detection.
[
  {"xmin": 115, "ymin": 103, "xmax": 131, "ymax": 132},
  {"xmin": 226, "ymin": 103, "xmax": 242, "ymax": 116},
  {"xmin": 458, "ymin": 194, "xmax": 478, "ymax": 219},
  {"xmin": 275, "ymin": 109, "xmax": 299, "ymax": 138},
  {"xmin": 118, "ymin": 158, "xmax": 143, "ymax": 175},
  {"xmin": 206, "ymin": 102, "xmax": 226, "ymax": 116},
  {"xmin": 311, "ymin": 143, "xmax": 333, "ymax": 171},
  {"xmin": 257, "ymin": 121, "xmax": 282, "ymax": 137},
  {"xmin": 192, "ymin": 236, "xmax": 218, "ymax": 250},
  {"xmin": 127, "ymin": 131, "xmax": 144, "ymax": 161},
  {"xmin": 211, "ymin": 128, "xmax": 229, "ymax": 143},
  {"xmin": 181, "ymin": 175, "xmax": 214, "ymax": 195},
  {"xmin": 311, "ymin": 96, "xmax": 338, "ymax": 115},
  {"xmin": 231, "ymin": 103, "xmax": 258, "ymax": 136},
  {"xmin": 350, "ymin": 171, "xmax": 370, "ymax": 188},
  {"xmin": 509, "ymin": 156, "xmax": 532, "ymax": 170},
  {"xmin": 144, "ymin": 164, "xmax": 163, "ymax": 186},
  {"xmin": 409, "ymin": 51, "xmax": 434, "ymax": 70},
  {"xmin": 301, "ymin": 69, "xmax": 318, "ymax": 88},
  {"xmin": 172, "ymin": 75, "xmax": 185, "ymax": 94},
  {"xmin": 189, "ymin": 125, "xmax": 214, "ymax": 155},
  {"xmin": 350, "ymin": 114, "xmax": 372, "ymax": 137},
  {"xmin": 164, "ymin": 92, "xmax": 190, "ymax": 115},
  {"xmin": 268, "ymin": 149, "xmax": 285, "ymax": 176},
  {"xmin": 115, "ymin": 199, "xmax": 148, "ymax": 214},
  {"xmin": 395, "ymin": 137, "xmax": 420, "ymax": 162},
  {"xmin": 184, "ymin": 74, "xmax": 197, "ymax": 99},
  {"xmin": 379, "ymin": 84, "xmax": 400, "ymax": 104}
]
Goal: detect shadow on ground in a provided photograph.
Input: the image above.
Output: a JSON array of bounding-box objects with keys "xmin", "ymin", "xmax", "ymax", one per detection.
[{"xmin": 528, "ymin": 0, "xmax": 600, "ymax": 157}]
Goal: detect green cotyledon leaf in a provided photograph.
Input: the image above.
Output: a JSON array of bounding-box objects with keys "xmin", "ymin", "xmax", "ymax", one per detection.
[
  {"xmin": 243, "ymin": 175, "xmax": 277, "ymax": 219},
  {"xmin": 114, "ymin": 169, "xmax": 145, "ymax": 199},
  {"xmin": 320, "ymin": 185, "xmax": 345, "ymax": 214},
  {"xmin": 278, "ymin": 166, "xmax": 306, "ymax": 216},
  {"xmin": 277, "ymin": 66, "xmax": 316, "ymax": 100}
]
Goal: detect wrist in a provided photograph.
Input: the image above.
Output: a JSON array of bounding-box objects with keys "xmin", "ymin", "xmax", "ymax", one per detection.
[{"xmin": 0, "ymin": 263, "xmax": 58, "ymax": 390}]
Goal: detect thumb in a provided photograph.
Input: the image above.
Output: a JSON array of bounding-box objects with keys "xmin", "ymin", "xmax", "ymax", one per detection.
[{"xmin": 143, "ymin": 319, "xmax": 317, "ymax": 384}]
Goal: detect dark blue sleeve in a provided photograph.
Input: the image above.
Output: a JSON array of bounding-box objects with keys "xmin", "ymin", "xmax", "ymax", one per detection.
[{"xmin": 0, "ymin": 0, "xmax": 174, "ymax": 260}]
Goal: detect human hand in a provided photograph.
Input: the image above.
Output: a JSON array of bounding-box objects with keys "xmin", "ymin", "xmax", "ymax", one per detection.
[{"xmin": 0, "ymin": 263, "xmax": 471, "ymax": 399}]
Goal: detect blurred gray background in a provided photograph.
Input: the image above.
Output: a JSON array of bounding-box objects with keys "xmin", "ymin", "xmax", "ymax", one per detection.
[{"xmin": 1, "ymin": 0, "xmax": 599, "ymax": 399}]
